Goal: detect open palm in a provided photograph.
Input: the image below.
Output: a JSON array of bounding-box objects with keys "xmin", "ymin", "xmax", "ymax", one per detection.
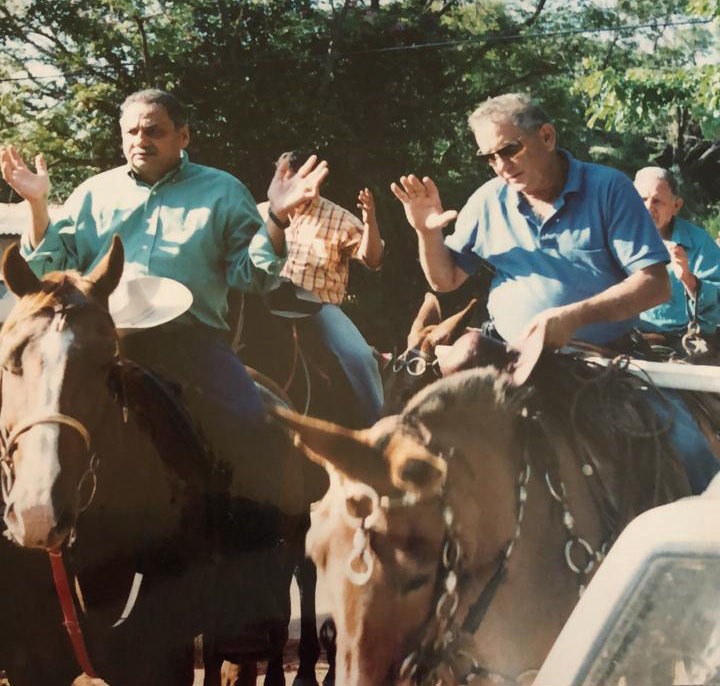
[
  {"xmin": 0, "ymin": 146, "xmax": 50, "ymax": 202},
  {"xmin": 267, "ymin": 154, "xmax": 329, "ymax": 215},
  {"xmin": 390, "ymin": 174, "xmax": 457, "ymax": 233}
]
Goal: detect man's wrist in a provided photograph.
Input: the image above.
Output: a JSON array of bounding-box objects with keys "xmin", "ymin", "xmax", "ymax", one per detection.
[{"xmin": 268, "ymin": 207, "xmax": 290, "ymax": 229}]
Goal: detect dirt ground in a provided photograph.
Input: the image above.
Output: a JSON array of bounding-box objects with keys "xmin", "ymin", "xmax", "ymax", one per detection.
[
  {"xmin": 192, "ymin": 637, "xmax": 331, "ymax": 686},
  {"xmin": 1, "ymin": 578, "xmax": 334, "ymax": 686}
]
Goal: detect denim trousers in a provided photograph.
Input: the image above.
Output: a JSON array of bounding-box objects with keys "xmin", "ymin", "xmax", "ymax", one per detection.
[
  {"xmin": 646, "ymin": 388, "xmax": 719, "ymax": 495},
  {"xmin": 298, "ymin": 304, "xmax": 384, "ymax": 427}
]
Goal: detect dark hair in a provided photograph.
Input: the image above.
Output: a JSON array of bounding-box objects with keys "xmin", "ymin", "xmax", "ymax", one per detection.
[
  {"xmin": 279, "ymin": 150, "xmax": 316, "ymax": 173},
  {"xmin": 119, "ymin": 89, "xmax": 188, "ymax": 128}
]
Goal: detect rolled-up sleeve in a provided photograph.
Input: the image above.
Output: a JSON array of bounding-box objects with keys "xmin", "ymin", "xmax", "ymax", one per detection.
[
  {"xmin": 249, "ymin": 224, "xmax": 287, "ymax": 277},
  {"xmin": 20, "ymin": 194, "xmax": 83, "ymax": 277}
]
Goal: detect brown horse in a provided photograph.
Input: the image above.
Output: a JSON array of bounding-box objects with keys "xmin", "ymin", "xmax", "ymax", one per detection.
[
  {"xmin": 383, "ymin": 294, "xmax": 487, "ymax": 415},
  {"xmin": 271, "ymin": 356, "xmax": 694, "ymax": 686},
  {"xmin": 0, "ymin": 237, "xmax": 302, "ymax": 686}
]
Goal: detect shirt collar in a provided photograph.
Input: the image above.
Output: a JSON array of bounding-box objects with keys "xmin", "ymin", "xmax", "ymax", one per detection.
[
  {"xmin": 509, "ymin": 148, "xmax": 579, "ymax": 209},
  {"xmin": 558, "ymin": 149, "xmax": 581, "ymax": 197},
  {"xmin": 126, "ymin": 150, "xmax": 188, "ymax": 185},
  {"xmin": 668, "ymin": 216, "xmax": 691, "ymax": 247}
]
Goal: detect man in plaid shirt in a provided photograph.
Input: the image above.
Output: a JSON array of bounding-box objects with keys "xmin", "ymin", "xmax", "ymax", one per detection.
[{"xmin": 253, "ymin": 150, "xmax": 385, "ymax": 426}]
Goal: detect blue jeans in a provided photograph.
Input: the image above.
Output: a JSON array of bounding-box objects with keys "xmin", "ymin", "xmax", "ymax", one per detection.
[
  {"xmin": 646, "ymin": 388, "xmax": 719, "ymax": 495},
  {"xmin": 298, "ymin": 304, "xmax": 383, "ymax": 427}
]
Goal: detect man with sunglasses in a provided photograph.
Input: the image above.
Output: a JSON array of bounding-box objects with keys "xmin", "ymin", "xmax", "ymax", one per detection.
[
  {"xmin": 392, "ymin": 92, "xmax": 719, "ymax": 494},
  {"xmin": 391, "ymin": 92, "xmax": 671, "ymax": 352}
]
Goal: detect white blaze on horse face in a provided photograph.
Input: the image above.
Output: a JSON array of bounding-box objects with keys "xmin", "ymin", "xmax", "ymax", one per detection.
[{"xmin": 4, "ymin": 326, "xmax": 75, "ymax": 548}]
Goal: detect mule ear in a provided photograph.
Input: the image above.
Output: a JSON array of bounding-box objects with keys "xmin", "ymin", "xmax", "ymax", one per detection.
[
  {"xmin": 271, "ymin": 406, "xmax": 390, "ymax": 488},
  {"xmin": 408, "ymin": 292, "xmax": 442, "ymax": 348},
  {"xmin": 87, "ymin": 235, "xmax": 124, "ymax": 299},
  {"xmin": 427, "ymin": 298, "xmax": 478, "ymax": 347},
  {"xmin": 2, "ymin": 242, "xmax": 41, "ymax": 297}
]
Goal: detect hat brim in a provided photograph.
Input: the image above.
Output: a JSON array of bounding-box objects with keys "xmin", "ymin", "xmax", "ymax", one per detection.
[{"xmin": 109, "ymin": 276, "xmax": 193, "ymax": 330}]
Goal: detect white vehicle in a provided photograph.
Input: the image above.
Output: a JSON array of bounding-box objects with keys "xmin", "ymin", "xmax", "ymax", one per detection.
[{"xmin": 535, "ymin": 475, "xmax": 720, "ymax": 685}]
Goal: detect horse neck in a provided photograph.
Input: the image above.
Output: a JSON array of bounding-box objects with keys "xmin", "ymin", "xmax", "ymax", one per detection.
[
  {"xmin": 71, "ymin": 388, "xmax": 198, "ymax": 571},
  {"xmin": 451, "ymin": 414, "xmax": 606, "ymax": 680}
]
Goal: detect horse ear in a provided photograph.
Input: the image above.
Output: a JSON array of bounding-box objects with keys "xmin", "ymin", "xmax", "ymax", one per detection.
[
  {"xmin": 386, "ymin": 433, "xmax": 447, "ymax": 498},
  {"xmin": 408, "ymin": 292, "xmax": 442, "ymax": 348},
  {"xmin": 87, "ymin": 235, "xmax": 124, "ymax": 299},
  {"xmin": 2, "ymin": 242, "xmax": 41, "ymax": 297},
  {"xmin": 271, "ymin": 406, "xmax": 390, "ymax": 487},
  {"xmin": 427, "ymin": 298, "xmax": 478, "ymax": 347}
]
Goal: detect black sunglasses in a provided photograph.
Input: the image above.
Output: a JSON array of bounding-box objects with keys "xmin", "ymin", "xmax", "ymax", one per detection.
[{"xmin": 476, "ymin": 140, "xmax": 525, "ymax": 165}]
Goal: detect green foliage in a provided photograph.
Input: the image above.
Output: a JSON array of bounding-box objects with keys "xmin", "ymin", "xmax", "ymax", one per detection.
[{"xmin": 0, "ymin": 0, "xmax": 718, "ymax": 349}]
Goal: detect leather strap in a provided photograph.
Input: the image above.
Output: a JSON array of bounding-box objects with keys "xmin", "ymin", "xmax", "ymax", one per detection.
[{"xmin": 48, "ymin": 550, "xmax": 99, "ymax": 679}]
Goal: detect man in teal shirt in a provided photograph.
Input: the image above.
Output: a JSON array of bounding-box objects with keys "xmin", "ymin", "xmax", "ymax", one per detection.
[
  {"xmin": 0, "ymin": 88, "xmax": 327, "ymax": 504},
  {"xmin": 634, "ymin": 166, "xmax": 720, "ymax": 348}
]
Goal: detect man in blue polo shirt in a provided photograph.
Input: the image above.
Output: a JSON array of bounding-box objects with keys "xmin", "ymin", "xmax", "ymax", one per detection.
[
  {"xmin": 633, "ymin": 166, "xmax": 720, "ymax": 349},
  {"xmin": 391, "ymin": 92, "xmax": 670, "ymax": 350},
  {"xmin": 390, "ymin": 92, "xmax": 718, "ymax": 493}
]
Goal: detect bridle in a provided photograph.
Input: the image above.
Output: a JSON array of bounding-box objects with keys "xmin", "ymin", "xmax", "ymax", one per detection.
[
  {"xmin": 337, "ymin": 411, "xmax": 611, "ymax": 686},
  {"xmin": 391, "ymin": 347, "xmax": 443, "ymax": 379},
  {"xmin": 0, "ymin": 304, "xmax": 140, "ymax": 681},
  {"xmin": 0, "ymin": 413, "xmax": 97, "ymax": 518}
]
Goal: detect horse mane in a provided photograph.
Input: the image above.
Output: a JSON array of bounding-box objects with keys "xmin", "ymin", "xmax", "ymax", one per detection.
[
  {"xmin": 531, "ymin": 354, "xmax": 688, "ymax": 525},
  {"xmin": 400, "ymin": 366, "xmax": 530, "ymax": 423},
  {"xmin": 108, "ymin": 361, "xmax": 211, "ymax": 487},
  {"xmin": 398, "ymin": 357, "xmax": 688, "ymax": 533}
]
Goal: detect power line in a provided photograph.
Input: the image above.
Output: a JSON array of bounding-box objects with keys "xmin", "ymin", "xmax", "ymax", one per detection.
[
  {"xmin": 0, "ymin": 16, "xmax": 714, "ymax": 84},
  {"xmin": 342, "ymin": 17, "xmax": 715, "ymax": 55}
]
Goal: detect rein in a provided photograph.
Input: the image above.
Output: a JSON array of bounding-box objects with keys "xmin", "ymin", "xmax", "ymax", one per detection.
[
  {"xmin": 339, "ymin": 409, "xmax": 610, "ymax": 686},
  {"xmin": 49, "ymin": 549, "xmax": 99, "ymax": 679},
  {"xmin": 0, "ymin": 356, "xmax": 143, "ymax": 681}
]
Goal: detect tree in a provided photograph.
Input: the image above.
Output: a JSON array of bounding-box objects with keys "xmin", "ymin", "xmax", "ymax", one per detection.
[{"xmin": 1, "ymin": 0, "xmax": 716, "ymax": 347}]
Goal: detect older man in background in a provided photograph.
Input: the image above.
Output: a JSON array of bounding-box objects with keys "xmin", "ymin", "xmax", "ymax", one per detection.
[{"xmin": 634, "ymin": 166, "xmax": 720, "ymax": 351}]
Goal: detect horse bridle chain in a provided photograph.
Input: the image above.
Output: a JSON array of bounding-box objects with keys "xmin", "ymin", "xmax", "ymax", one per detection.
[
  {"xmin": 0, "ymin": 414, "xmax": 98, "ymax": 521},
  {"xmin": 392, "ymin": 348, "xmax": 442, "ymax": 378},
  {"xmin": 339, "ymin": 415, "xmax": 609, "ymax": 686}
]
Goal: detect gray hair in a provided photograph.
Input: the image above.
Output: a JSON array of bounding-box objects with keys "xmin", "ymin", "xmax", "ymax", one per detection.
[
  {"xmin": 468, "ymin": 93, "xmax": 550, "ymax": 135},
  {"xmin": 119, "ymin": 89, "xmax": 188, "ymax": 128},
  {"xmin": 634, "ymin": 166, "xmax": 679, "ymax": 195}
]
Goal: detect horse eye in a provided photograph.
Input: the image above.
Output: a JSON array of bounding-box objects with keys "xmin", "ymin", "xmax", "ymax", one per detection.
[
  {"xmin": 406, "ymin": 357, "xmax": 427, "ymax": 376},
  {"xmin": 399, "ymin": 573, "xmax": 432, "ymax": 595}
]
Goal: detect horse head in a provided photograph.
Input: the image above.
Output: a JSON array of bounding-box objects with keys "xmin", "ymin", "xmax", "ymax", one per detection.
[
  {"xmin": 383, "ymin": 295, "xmax": 477, "ymax": 414},
  {"xmin": 273, "ymin": 369, "xmax": 572, "ymax": 686},
  {"xmin": 384, "ymin": 296, "xmax": 526, "ymax": 414},
  {"xmin": 0, "ymin": 237, "xmax": 123, "ymax": 549}
]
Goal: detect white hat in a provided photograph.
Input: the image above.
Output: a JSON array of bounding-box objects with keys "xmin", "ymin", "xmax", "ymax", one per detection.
[{"xmin": 108, "ymin": 276, "xmax": 193, "ymax": 329}]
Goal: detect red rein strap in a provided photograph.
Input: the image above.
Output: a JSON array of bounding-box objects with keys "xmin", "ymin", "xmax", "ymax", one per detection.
[{"xmin": 48, "ymin": 550, "xmax": 99, "ymax": 679}]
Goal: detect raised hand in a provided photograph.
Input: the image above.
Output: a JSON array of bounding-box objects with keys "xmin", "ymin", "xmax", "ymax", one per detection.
[
  {"xmin": 666, "ymin": 242, "xmax": 697, "ymax": 294},
  {"xmin": 390, "ymin": 174, "xmax": 457, "ymax": 234},
  {"xmin": 357, "ymin": 187, "xmax": 377, "ymax": 227},
  {"xmin": 0, "ymin": 145, "xmax": 50, "ymax": 203},
  {"xmin": 267, "ymin": 153, "xmax": 329, "ymax": 219}
]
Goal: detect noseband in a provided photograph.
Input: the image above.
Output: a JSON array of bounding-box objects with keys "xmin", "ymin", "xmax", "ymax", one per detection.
[
  {"xmin": 0, "ymin": 413, "xmax": 97, "ymax": 518},
  {"xmin": 338, "ymin": 412, "xmax": 611, "ymax": 686}
]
